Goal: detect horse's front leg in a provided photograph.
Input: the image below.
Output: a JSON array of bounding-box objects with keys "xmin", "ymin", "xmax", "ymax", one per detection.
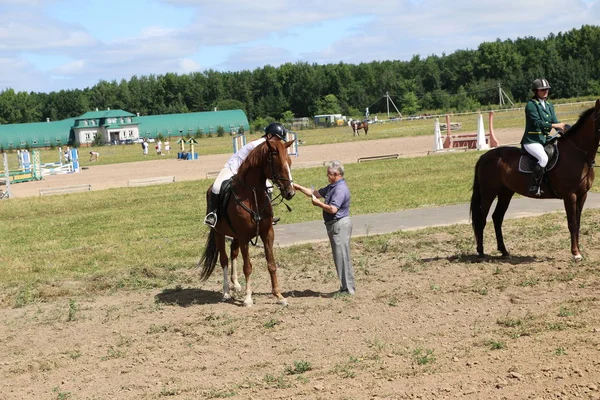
[
  {"xmin": 563, "ymin": 193, "xmax": 583, "ymax": 261},
  {"xmin": 261, "ymin": 227, "xmax": 287, "ymax": 306},
  {"xmin": 239, "ymin": 242, "xmax": 254, "ymax": 307}
]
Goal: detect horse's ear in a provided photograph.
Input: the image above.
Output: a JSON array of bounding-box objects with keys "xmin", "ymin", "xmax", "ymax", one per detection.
[
  {"xmin": 595, "ymin": 99, "xmax": 600, "ymax": 111},
  {"xmin": 284, "ymin": 139, "xmax": 295, "ymax": 148}
]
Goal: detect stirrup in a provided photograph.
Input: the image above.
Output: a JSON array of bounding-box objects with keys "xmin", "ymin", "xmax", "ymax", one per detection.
[
  {"xmin": 528, "ymin": 186, "xmax": 543, "ymax": 197},
  {"xmin": 272, "ymin": 216, "xmax": 280, "ymax": 225},
  {"xmin": 204, "ymin": 212, "xmax": 217, "ymax": 227}
]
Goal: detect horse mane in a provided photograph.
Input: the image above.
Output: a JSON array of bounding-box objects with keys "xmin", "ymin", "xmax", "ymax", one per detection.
[
  {"xmin": 561, "ymin": 107, "xmax": 595, "ymax": 138},
  {"xmin": 235, "ymin": 141, "xmax": 269, "ymax": 182}
]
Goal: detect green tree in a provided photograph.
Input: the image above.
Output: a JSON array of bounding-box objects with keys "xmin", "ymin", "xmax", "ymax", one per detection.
[
  {"xmin": 401, "ymin": 92, "xmax": 420, "ymax": 116},
  {"xmin": 315, "ymin": 94, "xmax": 341, "ymax": 115}
]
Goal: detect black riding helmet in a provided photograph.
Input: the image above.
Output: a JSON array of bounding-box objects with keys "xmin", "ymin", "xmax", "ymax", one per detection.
[
  {"xmin": 264, "ymin": 122, "xmax": 287, "ymax": 140},
  {"xmin": 532, "ymin": 78, "xmax": 551, "ymax": 92}
]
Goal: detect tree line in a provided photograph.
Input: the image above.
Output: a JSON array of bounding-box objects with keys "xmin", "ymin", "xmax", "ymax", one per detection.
[{"xmin": 2, "ymin": 25, "xmax": 600, "ymax": 129}]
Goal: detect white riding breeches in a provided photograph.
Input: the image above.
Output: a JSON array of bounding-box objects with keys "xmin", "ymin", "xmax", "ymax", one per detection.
[
  {"xmin": 211, "ymin": 166, "xmax": 273, "ymax": 195},
  {"xmin": 523, "ymin": 143, "xmax": 548, "ymax": 168},
  {"xmin": 211, "ymin": 167, "xmax": 234, "ymax": 194}
]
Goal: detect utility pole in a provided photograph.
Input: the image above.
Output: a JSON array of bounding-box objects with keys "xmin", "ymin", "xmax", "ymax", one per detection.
[
  {"xmin": 385, "ymin": 92, "xmax": 402, "ymax": 118},
  {"xmin": 498, "ymin": 82, "xmax": 514, "ymax": 107}
]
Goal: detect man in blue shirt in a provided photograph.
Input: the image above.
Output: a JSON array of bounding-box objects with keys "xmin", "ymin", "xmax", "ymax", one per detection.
[{"xmin": 294, "ymin": 160, "xmax": 355, "ymax": 295}]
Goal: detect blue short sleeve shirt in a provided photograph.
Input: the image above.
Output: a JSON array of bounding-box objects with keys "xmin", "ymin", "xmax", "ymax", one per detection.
[{"xmin": 318, "ymin": 178, "xmax": 351, "ymax": 223}]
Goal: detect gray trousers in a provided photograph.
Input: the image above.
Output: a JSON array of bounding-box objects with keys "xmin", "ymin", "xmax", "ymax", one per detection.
[{"xmin": 325, "ymin": 217, "xmax": 355, "ymax": 294}]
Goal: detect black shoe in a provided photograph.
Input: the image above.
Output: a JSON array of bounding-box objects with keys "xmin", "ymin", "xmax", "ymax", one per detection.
[{"xmin": 272, "ymin": 217, "xmax": 280, "ymax": 225}]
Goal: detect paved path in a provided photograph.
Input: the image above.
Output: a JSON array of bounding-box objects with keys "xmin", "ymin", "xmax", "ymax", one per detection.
[{"xmin": 273, "ymin": 193, "xmax": 600, "ymax": 247}]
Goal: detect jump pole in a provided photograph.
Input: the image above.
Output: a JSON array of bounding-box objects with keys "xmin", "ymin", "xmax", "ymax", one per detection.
[{"xmin": 2, "ymin": 153, "xmax": 12, "ymax": 198}]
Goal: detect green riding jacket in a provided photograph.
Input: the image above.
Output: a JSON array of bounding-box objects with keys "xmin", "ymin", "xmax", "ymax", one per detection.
[{"xmin": 521, "ymin": 98, "xmax": 560, "ymax": 145}]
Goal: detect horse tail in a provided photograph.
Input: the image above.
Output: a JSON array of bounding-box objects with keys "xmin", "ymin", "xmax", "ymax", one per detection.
[
  {"xmin": 199, "ymin": 229, "xmax": 218, "ymax": 281},
  {"xmin": 470, "ymin": 158, "xmax": 484, "ymax": 234}
]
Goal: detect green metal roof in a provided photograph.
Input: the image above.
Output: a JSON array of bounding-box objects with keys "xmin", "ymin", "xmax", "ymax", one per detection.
[
  {"xmin": 77, "ymin": 109, "xmax": 136, "ymax": 120},
  {"xmin": 0, "ymin": 109, "xmax": 250, "ymax": 149},
  {"xmin": 137, "ymin": 110, "xmax": 249, "ymax": 137},
  {"xmin": 0, "ymin": 119, "xmax": 75, "ymax": 149}
]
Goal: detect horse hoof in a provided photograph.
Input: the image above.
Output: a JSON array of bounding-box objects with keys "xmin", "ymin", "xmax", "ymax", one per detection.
[
  {"xmin": 243, "ymin": 299, "xmax": 253, "ymax": 307},
  {"xmin": 278, "ymin": 299, "xmax": 288, "ymax": 307},
  {"xmin": 222, "ymin": 293, "xmax": 232, "ymax": 302},
  {"xmin": 572, "ymin": 254, "xmax": 583, "ymax": 262},
  {"xmin": 233, "ymin": 283, "xmax": 242, "ymax": 292}
]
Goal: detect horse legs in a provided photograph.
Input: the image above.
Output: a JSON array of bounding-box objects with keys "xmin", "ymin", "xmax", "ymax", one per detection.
[
  {"xmin": 229, "ymin": 238, "xmax": 242, "ymax": 292},
  {"xmin": 491, "ymin": 188, "xmax": 515, "ymax": 257},
  {"xmin": 260, "ymin": 228, "xmax": 287, "ymax": 306},
  {"xmin": 473, "ymin": 192, "xmax": 496, "ymax": 258},
  {"xmin": 215, "ymin": 234, "xmax": 232, "ymax": 302},
  {"xmin": 239, "ymin": 243, "xmax": 254, "ymax": 307},
  {"xmin": 564, "ymin": 193, "xmax": 586, "ymax": 261}
]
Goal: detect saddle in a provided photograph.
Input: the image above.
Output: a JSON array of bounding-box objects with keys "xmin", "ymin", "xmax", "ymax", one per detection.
[
  {"xmin": 216, "ymin": 178, "xmax": 234, "ymax": 218},
  {"xmin": 518, "ymin": 142, "xmax": 559, "ymax": 173}
]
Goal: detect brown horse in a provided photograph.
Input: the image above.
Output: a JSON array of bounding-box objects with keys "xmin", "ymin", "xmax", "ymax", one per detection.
[
  {"xmin": 351, "ymin": 120, "xmax": 369, "ymax": 136},
  {"xmin": 471, "ymin": 100, "xmax": 600, "ymax": 261},
  {"xmin": 199, "ymin": 138, "xmax": 295, "ymax": 306}
]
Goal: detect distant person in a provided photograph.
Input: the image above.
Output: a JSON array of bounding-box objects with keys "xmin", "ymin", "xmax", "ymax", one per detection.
[
  {"xmin": 142, "ymin": 140, "xmax": 149, "ymax": 156},
  {"xmin": 156, "ymin": 140, "xmax": 162, "ymax": 155},
  {"xmin": 520, "ymin": 78, "xmax": 566, "ymax": 196},
  {"xmin": 89, "ymin": 151, "xmax": 99, "ymax": 162},
  {"xmin": 293, "ymin": 160, "xmax": 355, "ymax": 295},
  {"xmin": 164, "ymin": 140, "xmax": 171, "ymax": 155}
]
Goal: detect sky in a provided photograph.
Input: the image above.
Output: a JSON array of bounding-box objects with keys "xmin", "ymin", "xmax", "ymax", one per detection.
[{"xmin": 0, "ymin": 0, "xmax": 599, "ymax": 93}]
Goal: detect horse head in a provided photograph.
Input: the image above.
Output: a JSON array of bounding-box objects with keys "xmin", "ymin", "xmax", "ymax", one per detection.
[{"xmin": 265, "ymin": 138, "xmax": 296, "ymax": 200}]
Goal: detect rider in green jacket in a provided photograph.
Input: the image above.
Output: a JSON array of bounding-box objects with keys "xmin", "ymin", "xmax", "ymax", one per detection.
[{"xmin": 520, "ymin": 78, "xmax": 566, "ymax": 196}]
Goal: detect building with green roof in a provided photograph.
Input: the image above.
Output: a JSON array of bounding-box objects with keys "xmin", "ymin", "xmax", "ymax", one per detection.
[{"xmin": 0, "ymin": 109, "xmax": 250, "ymax": 150}]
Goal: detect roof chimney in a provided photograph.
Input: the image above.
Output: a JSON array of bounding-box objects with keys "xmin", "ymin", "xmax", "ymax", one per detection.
[
  {"xmin": 95, "ymin": 107, "xmax": 98, "ymax": 111},
  {"xmin": 136, "ymin": 112, "xmax": 140, "ymax": 117},
  {"xmin": 107, "ymin": 107, "xmax": 110, "ymax": 110},
  {"xmin": 46, "ymin": 118, "xmax": 50, "ymax": 122},
  {"xmin": 214, "ymin": 107, "xmax": 217, "ymax": 112}
]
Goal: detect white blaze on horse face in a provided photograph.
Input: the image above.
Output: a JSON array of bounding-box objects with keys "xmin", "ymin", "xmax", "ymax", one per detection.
[{"xmin": 286, "ymin": 163, "xmax": 293, "ymax": 186}]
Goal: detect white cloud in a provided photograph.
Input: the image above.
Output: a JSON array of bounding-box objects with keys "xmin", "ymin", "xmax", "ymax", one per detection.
[{"xmin": 2, "ymin": 0, "xmax": 600, "ymax": 92}]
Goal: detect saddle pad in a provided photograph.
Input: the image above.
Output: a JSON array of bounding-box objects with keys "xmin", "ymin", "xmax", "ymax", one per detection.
[{"xmin": 518, "ymin": 144, "xmax": 559, "ymax": 173}]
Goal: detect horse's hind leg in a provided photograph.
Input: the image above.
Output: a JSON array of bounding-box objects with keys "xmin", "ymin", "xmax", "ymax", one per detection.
[
  {"xmin": 215, "ymin": 234, "xmax": 232, "ymax": 302},
  {"xmin": 472, "ymin": 189, "xmax": 497, "ymax": 258},
  {"xmin": 492, "ymin": 187, "xmax": 515, "ymax": 257},
  {"xmin": 229, "ymin": 238, "xmax": 242, "ymax": 292}
]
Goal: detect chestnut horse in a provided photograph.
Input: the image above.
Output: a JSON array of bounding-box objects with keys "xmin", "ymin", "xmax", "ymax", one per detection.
[
  {"xmin": 199, "ymin": 138, "xmax": 295, "ymax": 306},
  {"xmin": 351, "ymin": 120, "xmax": 369, "ymax": 136},
  {"xmin": 470, "ymin": 100, "xmax": 600, "ymax": 261}
]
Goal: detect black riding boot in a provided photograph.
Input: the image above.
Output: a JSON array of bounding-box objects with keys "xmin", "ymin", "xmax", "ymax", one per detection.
[
  {"xmin": 528, "ymin": 164, "xmax": 545, "ymax": 197},
  {"xmin": 267, "ymin": 189, "xmax": 280, "ymax": 225},
  {"xmin": 203, "ymin": 192, "xmax": 219, "ymax": 227}
]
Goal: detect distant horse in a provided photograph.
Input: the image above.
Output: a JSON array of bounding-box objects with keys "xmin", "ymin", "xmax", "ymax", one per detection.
[
  {"xmin": 351, "ymin": 120, "xmax": 369, "ymax": 136},
  {"xmin": 470, "ymin": 100, "xmax": 600, "ymax": 261},
  {"xmin": 199, "ymin": 138, "xmax": 296, "ymax": 306}
]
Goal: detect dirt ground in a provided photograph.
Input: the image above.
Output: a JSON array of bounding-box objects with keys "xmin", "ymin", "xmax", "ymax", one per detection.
[{"xmin": 4, "ymin": 128, "xmax": 600, "ymax": 400}]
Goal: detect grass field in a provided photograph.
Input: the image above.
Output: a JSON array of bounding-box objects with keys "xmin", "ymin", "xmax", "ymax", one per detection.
[{"xmin": 1, "ymin": 100, "xmax": 598, "ymax": 307}]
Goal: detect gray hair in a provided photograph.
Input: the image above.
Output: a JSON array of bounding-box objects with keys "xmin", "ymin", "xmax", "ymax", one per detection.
[{"xmin": 327, "ymin": 160, "xmax": 344, "ymax": 176}]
